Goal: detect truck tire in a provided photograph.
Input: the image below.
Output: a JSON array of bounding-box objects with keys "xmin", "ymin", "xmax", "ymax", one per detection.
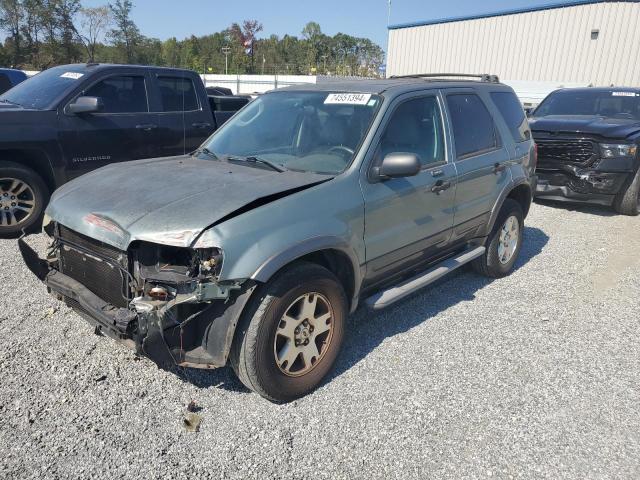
[
  {"xmin": 230, "ymin": 262, "xmax": 347, "ymax": 403},
  {"xmin": 472, "ymin": 198, "xmax": 524, "ymax": 278},
  {"xmin": 613, "ymin": 169, "xmax": 640, "ymax": 216},
  {"xmin": 0, "ymin": 161, "xmax": 49, "ymax": 237}
]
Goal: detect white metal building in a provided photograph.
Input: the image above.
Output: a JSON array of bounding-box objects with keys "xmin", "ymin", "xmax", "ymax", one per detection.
[{"xmin": 387, "ymin": 0, "xmax": 640, "ymax": 88}]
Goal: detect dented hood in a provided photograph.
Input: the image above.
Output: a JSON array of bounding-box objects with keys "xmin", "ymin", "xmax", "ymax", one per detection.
[{"xmin": 46, "ymin": 155, "xmax": 329, "ymax": 250}]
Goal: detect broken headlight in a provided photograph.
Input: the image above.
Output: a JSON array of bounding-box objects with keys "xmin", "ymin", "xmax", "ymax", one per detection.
[{"xmin": 600, "ymin": 143, "xmax": 638, "ymax": 158}]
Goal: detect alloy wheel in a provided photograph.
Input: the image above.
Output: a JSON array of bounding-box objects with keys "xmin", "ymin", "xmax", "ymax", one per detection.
[
  {"xmin": 497, "ymin": 215, "xmax": 519, "ymax": 265},
  {"xmin": 0, "ymin": 178, "xmax": 36, "ymax": 228},
  {"xmin": 273, "ymin": 292, "xmax": 334, "ymax": 377}
]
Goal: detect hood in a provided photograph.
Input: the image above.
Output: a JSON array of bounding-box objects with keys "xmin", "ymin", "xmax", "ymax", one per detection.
[
  {"xmin": 47, "ymin": 156, "xmax": 330, "ymax": 250},
  {"xmin": 530, "ymin": 115, "xmax": 640, "ymax": 140}
]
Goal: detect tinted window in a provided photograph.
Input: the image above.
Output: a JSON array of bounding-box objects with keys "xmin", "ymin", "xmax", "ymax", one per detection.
[
  {"xmin": 447, "ymin": 94, "xmax": 498, "ymax": 159},
  {"xmin": 491, "ymin": 91, "xmax": 530, "ymax": 143},
  {"xmin": 380, "ymin": 96, "xmax": 445, "ymax": 167},
  {"xmin": 0, "ymin": 65, "xmax": 86, "ymax": 110},
  {"xmin": 0, "ymin": 74, "xmax": 12, "ymax": 95},
  {"xmin": 84, "ymin": 75, "xmax": 148, "ymax": 113},
  {"xmin": 158, "ymin": 76, "xmax": 199, "ymax": 112},
  {"xmin": 533, "ymin": 90, "xmax": 640, "ymax": 120}
]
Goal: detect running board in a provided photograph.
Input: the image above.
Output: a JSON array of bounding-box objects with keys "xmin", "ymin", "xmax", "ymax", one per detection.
[{"xmin": 365, "ymin": 246, "xmax": 486, "ymax": 310}]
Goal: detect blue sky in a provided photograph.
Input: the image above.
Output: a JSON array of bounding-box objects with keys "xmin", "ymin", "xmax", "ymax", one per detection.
[{"xmin": 84, "ymin": 0, "xmax": 580, "ymax": 51}]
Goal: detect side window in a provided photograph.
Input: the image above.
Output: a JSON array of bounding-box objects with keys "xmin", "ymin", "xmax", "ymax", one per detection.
[
  {"xmin": 84, "ymin": 75, "xmax": 148, "ymax": 113},
  {"xmin": 0, "ymin": 73, "xmax": 12, "ymax": 94},
  {"xmin": 380, "ymin": 96, "xmax": 445, "ymax": 167},
  {"xmin": 446, "ymin": 93, "xmax": 498, "ymax": 159},
  {"xmin": 491, "ymin": 91, "xmax": 531, "ymax": 143},
  {"xmin": 157, "ymin": 76, "xmax": 199, "ymax": 112}
]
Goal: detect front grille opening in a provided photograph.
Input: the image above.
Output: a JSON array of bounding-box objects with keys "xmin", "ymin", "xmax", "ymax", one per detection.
[{"xmin": 56, "ymin": 225, "xmax": 130, "ymax": 308}]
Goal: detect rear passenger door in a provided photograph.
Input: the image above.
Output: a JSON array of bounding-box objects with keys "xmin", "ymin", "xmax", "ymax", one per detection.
[
  {"xmin": 59, "ymin": 73, "xmax": 160, "ymax": 179},
  {"xmin": 361, "ymin": 92, "xmax": 457, "ymax": 287},
  {"xmin": 153, "ymin": 74, "xmax": 213, "ymax": 157},
  {"xmin": 443, "ymin": 90, "xmax": 510, "ymax": 241}
]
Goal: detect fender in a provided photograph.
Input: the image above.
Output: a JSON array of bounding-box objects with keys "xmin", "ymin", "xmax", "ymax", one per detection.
[
  {"xmin": 484, "ymin": 176, "xmax": 533, "ymax": 236},
  {"xmin": 251, "ymin": 235, "xmax": 365, "ymax": 312}
]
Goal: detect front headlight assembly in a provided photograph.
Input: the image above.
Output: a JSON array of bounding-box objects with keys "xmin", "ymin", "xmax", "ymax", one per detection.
[{"xmin": 599, "ymin": 143, "xmax": 638, "ymax": 158}]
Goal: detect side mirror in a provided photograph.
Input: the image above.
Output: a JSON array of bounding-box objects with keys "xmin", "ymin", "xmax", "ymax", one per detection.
[
  {"xmin": 524, "ymin": 107, "xmax": 534, "ymax": 117},
  {"xmin": 374, "ymin": 153, "xmax": 421, "ymax": 180},
  {"xmin": 67, "ymin": 96, "xmax": 103, "ymax": 114}
]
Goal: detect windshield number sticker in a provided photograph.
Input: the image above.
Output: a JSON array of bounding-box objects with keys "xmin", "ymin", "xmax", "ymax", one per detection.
[
  {"xmin": 60, "ymin": 72, "xmax": 84, "ymax": 80},
  {"xmin": 612, "ymin": 92, "xmax": 637, "ymax": 97},
  {"xmin": 325, "ymin": 93, "xmax": 372, "ymax": 105}
]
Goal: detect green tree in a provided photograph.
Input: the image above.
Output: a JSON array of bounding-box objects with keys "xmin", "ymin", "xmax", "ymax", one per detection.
[{"xmin": 108, "ymin": 0, "xmax": 139, "ymax": 63}]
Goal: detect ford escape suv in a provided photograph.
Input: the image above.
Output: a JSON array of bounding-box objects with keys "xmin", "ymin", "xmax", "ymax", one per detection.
[{"xmin": 20, "ymin": 74, "xmax": 536, "ymax": 402}]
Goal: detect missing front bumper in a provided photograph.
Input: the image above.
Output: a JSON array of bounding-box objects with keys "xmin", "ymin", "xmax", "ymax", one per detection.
[{"xmin": 18, "ymin": 237, "xmax": 256, "ymax": 370}]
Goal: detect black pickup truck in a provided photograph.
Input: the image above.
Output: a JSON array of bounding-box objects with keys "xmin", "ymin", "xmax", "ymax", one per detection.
[
  {"xmin": 530, "ymin": 87, "xmax": 640, "ymax": 215},
  {"xmin": 0, "ymin": 63, "xmax": 249, "ymax": 235}
]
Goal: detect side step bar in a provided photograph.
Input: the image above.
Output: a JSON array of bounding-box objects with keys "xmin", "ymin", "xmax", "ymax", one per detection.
[{"xmin": 365, "ymin": 246, "xmax": 486, "ymax": 310}]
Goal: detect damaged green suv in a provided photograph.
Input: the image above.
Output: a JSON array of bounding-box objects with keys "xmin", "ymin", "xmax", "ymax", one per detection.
[{"xmin": 20, "ymin": 75, "xmax": 536, "ymax": 402}]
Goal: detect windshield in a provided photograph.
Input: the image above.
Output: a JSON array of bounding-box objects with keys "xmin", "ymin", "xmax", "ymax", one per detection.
[
  {"xmin": 203, "ymin": 91, "xmax": 381, "ymax": 174},
  {"xmin": 0, "ymin": 65, "xmax": 86, "ymax": 110},
  {"xmin": 533, "ymin": 90, "xmax": 640, "ymax": 120}
]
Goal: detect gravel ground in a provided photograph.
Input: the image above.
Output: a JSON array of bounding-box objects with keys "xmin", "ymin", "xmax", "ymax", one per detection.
[{"xmin": 1, "ymin": 201, "xmax": 639, "ymax": 480}]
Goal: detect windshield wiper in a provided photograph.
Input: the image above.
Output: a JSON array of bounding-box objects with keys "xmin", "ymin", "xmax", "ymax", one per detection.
[
  {"xmin": 224, "ymin": 155, "xmax": 286, "ymax": 172},
  {"xmin": 192, "ymin": 147, "xmax": 218, "ymax": 159}
]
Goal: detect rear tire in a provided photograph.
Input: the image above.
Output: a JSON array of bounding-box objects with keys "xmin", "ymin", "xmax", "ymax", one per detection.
[
  {"xmin": 0, "ymin": 161, "xmax": 48, "ymax": 237},
  {"xmin": 472, "ymin": 198, "xmax": 524, "ymax": 278},
  {"xmin": 230, "ymin": 262, "xmax": 347, "ymax": 403},
  {"xmin": 613, "ymin": 169, "xmax": 640, "ymax": 216}
]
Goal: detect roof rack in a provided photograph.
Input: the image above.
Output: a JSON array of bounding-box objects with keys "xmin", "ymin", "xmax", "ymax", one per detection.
[{"xmin": 390, "ymin": 73, "xmax": 500, "ymax": 83}]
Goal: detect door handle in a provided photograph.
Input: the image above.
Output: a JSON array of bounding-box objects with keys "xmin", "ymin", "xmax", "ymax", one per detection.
[
  {"xmin": 431, "ymin": 169, "xmax": 444, "ymax": 177},
  {"xmin": 192, "ymin": 122, "xmax": 212, "ymax": 129},
  {"xmin": 493, "ymin": 162, "xmax": 507, "ymax": 174},
  {"xmin": 135, "ymin": 124, "xmax": 158, "ymax": 131},
  {"xmin": 431, "ymin": 179, "xmax": 452, "ymax": 194}
]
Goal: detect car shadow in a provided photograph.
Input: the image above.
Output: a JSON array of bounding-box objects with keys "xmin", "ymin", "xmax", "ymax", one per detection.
[
  {"xmin": 534, "ymin": 198, "xmax": 618, "ymax": 217},
  {"xmin": 174, "ymin": 226, "xmax": 550, "ymax": 396}
]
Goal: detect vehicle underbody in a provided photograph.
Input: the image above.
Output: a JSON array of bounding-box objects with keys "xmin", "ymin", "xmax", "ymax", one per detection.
[
  {"xmin": 19, "ymin": 223, "xmax": 255, "ymax": 370},
  {"xmin": 534, "ymin": 135, "xmax": 636, "ymax": 205}
]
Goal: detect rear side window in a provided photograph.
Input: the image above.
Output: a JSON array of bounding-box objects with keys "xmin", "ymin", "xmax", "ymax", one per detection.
[
  {"xmin": 158, "ymin": 76, "xmax": 199, "ymax": 112},
  {"xmin": 380, "ymin": 96, "xmax": 445, "ymax": 167},
  {"xmin": 446, "ymin": 93, "xmax": 498, "ymax": 159},
  {"xmin": 0, "ymin": 73, "xmax": 12, "ymax": 94},
  {"xmin": 84, "ymin": 75, "xmax": 148, "ymax": 113},
  {"xmin": 491, "ymin": 91, "xmax": 530, "ymax": 142}
]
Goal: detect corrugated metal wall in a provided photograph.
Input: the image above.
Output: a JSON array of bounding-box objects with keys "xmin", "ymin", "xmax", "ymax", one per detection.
[{"xmin": 387, "ymin": 2, "xmax": 640, "ymax": 86}]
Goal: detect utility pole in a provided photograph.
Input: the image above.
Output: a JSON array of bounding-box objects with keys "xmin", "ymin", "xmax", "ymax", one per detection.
[
  {"xmin": 387, "ymin": 0, "xmax": 392, "ymax": 27},
  {"xmin": 222, "ymin": 46, "xmax": 231, "ymax": 75}
]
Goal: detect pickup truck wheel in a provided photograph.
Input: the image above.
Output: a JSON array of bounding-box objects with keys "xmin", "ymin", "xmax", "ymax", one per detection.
[
  {"xmin": 0, "ymin": 162, "xmax": 48, "ymax": 237},
  {"xmin": 230, "ymin": 262, "xmax": 347, "ymax": 403},
  {"xmin": 613, "ymin": 169, "xmax": 640, "ymax": 216},
  {"xmin": 472, "ymin": 198, "xmax": 524, "ymax": 278}
]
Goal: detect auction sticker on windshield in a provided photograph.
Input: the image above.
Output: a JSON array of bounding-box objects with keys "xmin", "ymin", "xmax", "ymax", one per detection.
[
  {"xmin": 60, "ymin": 72, "xmax": 84, "ymax": 80},
  {"xmin": 612, "ymin": 92, "xmax": 638, "ymax": 97},
  {"xmin": 325, "ymin": 93, "xmax": 372, "ymax": 105}
]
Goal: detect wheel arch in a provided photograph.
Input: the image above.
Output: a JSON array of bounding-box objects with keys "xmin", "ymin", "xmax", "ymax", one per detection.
[
  {"xmin": 0, "ymin": 149, "xmax": 56, "ymax": 194},
  {"xmin": 251, "ymin": 237, "xmax": 363, "ymax": 312},
  {"xmin": 485, "ymin": 180, "xmax": 532, "ymax": 234}
]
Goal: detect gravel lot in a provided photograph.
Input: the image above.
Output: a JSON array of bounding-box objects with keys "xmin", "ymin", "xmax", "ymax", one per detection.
[{"xmin": 1, "ymin": 201, "xmax": 639, "ymax": 480}]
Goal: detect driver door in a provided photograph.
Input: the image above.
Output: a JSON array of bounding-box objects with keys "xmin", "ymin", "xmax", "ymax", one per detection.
[
  {"xmin": 360, "ymin": 92, "xmax": 457, "ymax": 288},
  {"xmin": 58, "ymin": 73, "xmax": 160, "ymax": 180}
]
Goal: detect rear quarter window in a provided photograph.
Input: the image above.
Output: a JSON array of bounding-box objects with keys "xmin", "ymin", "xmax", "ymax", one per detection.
[
  {"xmin": 491, "ymin": 91, "xmax": 530, "ymax": 143},
  {"xmin": 446, "ymin": 93, "xmax": 498, "ymax": 159}
]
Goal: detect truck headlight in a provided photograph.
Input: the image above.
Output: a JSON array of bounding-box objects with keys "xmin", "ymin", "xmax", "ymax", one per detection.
[{"xmin": 600, "ymin": 143, "xmax": 638, "ymax": 158}]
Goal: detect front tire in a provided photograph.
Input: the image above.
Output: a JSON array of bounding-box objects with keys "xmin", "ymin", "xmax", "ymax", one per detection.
[
  {"xmin": 230, "ymin": 262, "xmax": 347, "ymax": 403},
  {"xmin": 613, "ymin": 169, "xmax": 640, "ymax": 216},
  {"xmin": 472, "ymin": 198, "xmax": 524, "ymax": 278},
  {"xmin": 0, "ymin": 161, "xmax": 48, "ymax": 237}
]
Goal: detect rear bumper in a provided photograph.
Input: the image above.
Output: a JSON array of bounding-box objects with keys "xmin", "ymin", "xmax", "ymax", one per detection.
[{"xmin": 18, "ymin": 237, "xmax": 255, "ymax": 369}]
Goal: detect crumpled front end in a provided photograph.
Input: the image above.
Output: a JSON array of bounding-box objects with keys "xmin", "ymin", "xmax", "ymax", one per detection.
[
  {"xmin": 19, "ymin": 221, "xmax": 255, "ymax": 369},
  {"xmin": 534, "ymin": 134, "xmax": 638, "ymax": 205}
]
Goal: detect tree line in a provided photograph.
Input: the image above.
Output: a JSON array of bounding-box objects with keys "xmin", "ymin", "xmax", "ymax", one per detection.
[{"xmin": 0, "ymin": 0, "xmax": 384, "ymax": 76}]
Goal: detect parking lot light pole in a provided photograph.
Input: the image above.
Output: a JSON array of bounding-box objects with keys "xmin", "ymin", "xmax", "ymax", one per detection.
[{"xmin": 222, "ymin": 46, "xmax": 231, "ymax": 75}]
